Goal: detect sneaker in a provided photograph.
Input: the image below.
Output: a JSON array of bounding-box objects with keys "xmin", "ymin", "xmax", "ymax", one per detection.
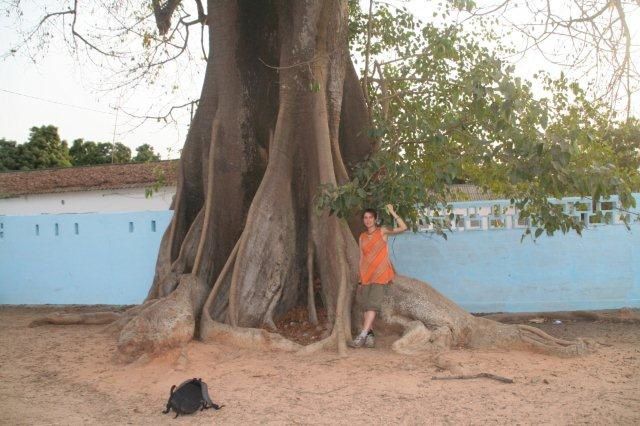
[
  {"xmin": 365, "ymin": 331, "xmax": 375, "ymax": 348},
  {"xmin": 348, "ymin": 334, "xmax": 366, "ymax": 348}
]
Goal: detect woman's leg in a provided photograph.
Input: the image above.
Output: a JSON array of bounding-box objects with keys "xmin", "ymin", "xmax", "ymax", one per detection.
[
  {"xmin": 362, "ymin": 310, "xmax": 376, "ymax": 332},
  {"xmin": 349, "ymin": 286, "xmax": 379, "ymax": 347},
  {"xmin": 349, "ymin": 310, "xmax": 376, "ymax": 347}
]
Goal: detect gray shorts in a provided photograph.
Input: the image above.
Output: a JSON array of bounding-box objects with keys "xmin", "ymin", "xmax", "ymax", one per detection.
[{"xmin": 356, "ymin": 283, "xmax": 390, "ymax": 312}]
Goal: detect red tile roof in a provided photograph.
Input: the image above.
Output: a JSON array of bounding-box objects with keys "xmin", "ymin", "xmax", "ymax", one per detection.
[
  {"xmin": 449, "ymin": 184, "xmax": 499, "ymax": 201},
  {"xmin": 0, "ymin": 160, "xmax": 179, "ymax": 198},
  {"xmin": 0, "ymin": 160, "xmax": 497, "ymax": 202}
]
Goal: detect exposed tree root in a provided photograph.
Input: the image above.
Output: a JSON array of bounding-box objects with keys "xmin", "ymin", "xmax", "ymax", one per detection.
[
  {"xmin": 375, "ymin": 276, "xmax": 593, "ymax": 358},
  {"xmin": 517, "ymin": 324, "xmax": 577, "ymax": 346},
  {"xmin": 117, "ymin": 274, "xmax": 209, "ymax": 361},
  {"xmin": 29, "ymin": 275, "xmax": 592, "ymax": 361},
  {"xmin": 200, "ymin": 320, "xmax": 301, "ymax": 352},
  {"xmin": 101, "ymin": 299, "xmax": 163, "ymax": 336},
  {"xmin": 297, "ymin": 328, "xmax": 343, "ymax": 356},
  {"xmin": 431, "ymin": 373, "xmax": 514, "ymax": 384},
  {"xmin": 28, "ymin": 299, "xmax": 164, "ymax": 329},
  {"xmin": 306, "ymin": 239, "xmax": 318, "ymax": 326},
  {"xmin": 29, "ymin": 311, "xmax": 122, "ymax": 328},
  {"xmin": 390, "ymin": 322, "xmax": 452, "ymax": 355}
]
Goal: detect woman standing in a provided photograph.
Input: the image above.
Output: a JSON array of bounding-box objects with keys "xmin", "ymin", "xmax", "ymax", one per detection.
[{"xmin": 350, "ymin": 204, "xmax": 408, "ymax": 348}]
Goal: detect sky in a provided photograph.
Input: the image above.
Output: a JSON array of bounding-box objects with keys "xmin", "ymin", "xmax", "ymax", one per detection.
[
  {"xmin": 1, "ymin": 0, "xmax": 639, "ymax": 160},
  {"xmin": 0, "ymin": 0, "xmax": 204, "ymax": 159}
]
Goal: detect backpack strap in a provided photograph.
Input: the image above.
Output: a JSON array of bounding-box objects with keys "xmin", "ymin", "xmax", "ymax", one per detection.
[
  {"xmin": 162, "ymin": 384, "xmax": 177, "ymax": 414},
  {"xmin": 198, "ymin": 379, "xmax": 222, "ymax": 410}
]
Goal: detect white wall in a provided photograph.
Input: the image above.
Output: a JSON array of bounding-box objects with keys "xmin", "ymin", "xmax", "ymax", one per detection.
[{"xmin": 0, "ymin": 186, "xmax": 176, "ymax": 215}]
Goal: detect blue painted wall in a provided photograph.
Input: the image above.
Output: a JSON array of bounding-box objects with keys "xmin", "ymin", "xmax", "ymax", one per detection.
[
  {"xmin": 0, "ymin": 211, "xmax": 172, "ymax": 304},
  {"xmin": 1, "ymin": 205, "xmax": 639, "ymax": 312},
  {"xmin": 389, "ymin": 224, "xmax": 640, "ymax": 312}
]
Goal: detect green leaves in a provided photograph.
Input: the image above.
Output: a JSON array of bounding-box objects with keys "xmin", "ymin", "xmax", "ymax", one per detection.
[
  {"xmin": 0, "ymin": 126, "xmax": 72, "ymax": 170},
  {"xmin": 317, "ymin": 1, "xmax": 640, "ymax": 238},
  {"xmin": 70, "ymin": 139, "xmax": 132, "ymax": 165},
  {"xmin": 309, "ymin": 81, "xmax": 321, "ymax": 93},
  {"xmin": 133, "ymin": 143, "xmax": 161, "ymax": 163},
  {"xmin": 1, "ymin": 125, "xmax": 166, "ymax": 170}
]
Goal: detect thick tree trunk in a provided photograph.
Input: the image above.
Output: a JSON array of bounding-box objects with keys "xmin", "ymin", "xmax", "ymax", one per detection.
[{"xmin": 32, "ymin": 0, "xmax": 592, "ymax": 361}]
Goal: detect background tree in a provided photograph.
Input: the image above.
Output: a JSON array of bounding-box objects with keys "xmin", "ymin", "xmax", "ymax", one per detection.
[
  {"xmin": 15, "ymin": 1, "xmax": 637, "ymax": 361},
  {"xmin": 69, "ymin": 139, "xmax": 112, "ymax": 165},
  {"xmin": 132, "ymin": 143, "xmax": 161, "ymax": 163},
  {"xmin": 1, "ymin": 130, "xmax": 137, "ymax": 170},
  {"xmin": 112, "ymin": 143, "xmax": 133, "ymax": 164},
  {"xmin": 0, "ymin": 139, "xmax": 21, "ymax": 171},
  {"xmin": 4, "ymin": 125, "xmax": 72, "ymax": 170},
  {"xmin": 69, "ymin": 139, "xmax": 133, "ymax": 165}
]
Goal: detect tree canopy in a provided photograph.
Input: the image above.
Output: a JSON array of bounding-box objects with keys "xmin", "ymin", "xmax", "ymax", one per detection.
[
  {"xmin": 0, "ymin": 139, "xmax": 22, "ymax": 171},
  {"xmin": 69, "ymin": 139, "xmax": 132, "ymax": 165},
  {"xmin": 317, "ymin": 1, "xmax": 640, "ymax": 238},
  {"xmin": 0, "ymin": 126, "xmax": 71, "ymax": 171},
  {"xmin": 0, "ymin": 126, "xmax": 163, "ymax": 171},
  {"xmin": 133, "ymin": 143, "xmax": 161, "ymax": 163}
]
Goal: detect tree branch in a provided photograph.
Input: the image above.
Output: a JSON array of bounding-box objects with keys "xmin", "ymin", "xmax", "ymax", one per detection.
[
  {"xmin": 194, "ymin": 0, "xmax": 207, "ymax": 24},
  {"xmin": 152, "ymin": 0, "xmax": 183, "ymax": 35},
  {"xmin": 464, "ymin": 0, "xmax": 638, "ymax": 116},
  {"xmin": 362, "ymin": 0, "xmax": 374, "ymax": 115},
  {"xmin": 120, "ymin": 99, "xmax": 200, "ymax": 125},
  {"xmin": 70, "ymin": 0, "xmax": 116, "ymax": 57},
  {"xmin": 612, "ymin": 0, "xmax": 632, "ymax": 118}
]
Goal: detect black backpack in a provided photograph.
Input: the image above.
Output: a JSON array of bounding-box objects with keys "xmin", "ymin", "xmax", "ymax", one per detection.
[{"xmin": 162, "ymin": 378, "xmax": 223, "ymax": 418}]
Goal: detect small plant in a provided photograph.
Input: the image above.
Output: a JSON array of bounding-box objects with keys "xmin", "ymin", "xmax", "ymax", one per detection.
[{"xmin": 145, "ymin": 165, "xmax": 168, "ymax": 198}]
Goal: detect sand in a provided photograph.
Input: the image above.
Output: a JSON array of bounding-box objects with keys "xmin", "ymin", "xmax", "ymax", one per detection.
[{"xmin": 0, "ymin": 306, "xmax": 638, "ymax": 425}]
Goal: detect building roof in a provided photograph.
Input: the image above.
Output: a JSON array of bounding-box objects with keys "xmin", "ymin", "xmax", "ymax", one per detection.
[
  {"xmin": 0, "ymin": 160, "xmax": 179, "ymax": 198},
  {"xmin": 448, "ymin": 183, "xmax": 499, "ymax": 201},
  {"xmin": 0, "ymin": 159, "xmax": 496, "ymax": 202}
]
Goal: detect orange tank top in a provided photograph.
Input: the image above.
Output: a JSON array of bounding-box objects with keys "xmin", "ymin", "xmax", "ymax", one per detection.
[{"xmin": 359, "ymin": 227, "xmax": 395, "ymax": 285}]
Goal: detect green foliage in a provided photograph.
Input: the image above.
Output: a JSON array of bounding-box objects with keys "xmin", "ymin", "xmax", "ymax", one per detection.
[
  {"xmin": 318, "ymin": 1, "xmax": 640, "ymax": 240},
  {"xmin": 0, "ymin": 126, "xmax": 72, "ymax": 171},
  {"xmin": 0, "ymin": 126, "xmax": 163, "ymax": 170},
  {"xmin": 69, "ymin": 139, "xmax": 109, "ymax": 165},
  {"xmin": 69, "ymin": 139, "xmax": 132, "ymax": 165},
  {"xmin": 145, "ymin": 165, "xmax": 168, "ymax": 198},
  {"xmin": 112, "ymin": 143, "xmax": 133, "ymax": 163},
  {"xmin": 25, "ymin": 126, "xmax": 72, "ymax": 169},
  {"xmin": 0, "ymin": 139, "xmax": 22, "ymax": 171},
  {"xmin": 133, "ymin": 143, "xmax": 161, "ymax": 163}
]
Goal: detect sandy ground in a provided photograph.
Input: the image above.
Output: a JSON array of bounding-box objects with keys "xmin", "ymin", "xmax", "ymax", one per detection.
[{"xmin": 0, "ymin": 306, "xmax": 639, "ymax": 425}]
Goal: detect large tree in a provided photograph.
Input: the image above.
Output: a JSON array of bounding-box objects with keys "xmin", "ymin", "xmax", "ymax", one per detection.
[{"xmin": 20, "ymin": 0, "xmax": 639, "ymax": 361}]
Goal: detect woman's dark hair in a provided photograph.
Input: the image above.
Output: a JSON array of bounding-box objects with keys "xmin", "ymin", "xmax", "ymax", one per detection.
[{"xmin": 362, "ymin": 208, "xmax": 378, "ymax": 220}]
